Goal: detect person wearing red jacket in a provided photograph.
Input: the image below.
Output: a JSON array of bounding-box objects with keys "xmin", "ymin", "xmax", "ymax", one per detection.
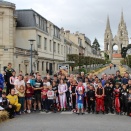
[
  {"xmin": 113, "ymin": 83, "xmax": 121, "ymax": 114},
  {"xmin": 95, "ymin": 82, "xmax": 105, "ymax": 114}
]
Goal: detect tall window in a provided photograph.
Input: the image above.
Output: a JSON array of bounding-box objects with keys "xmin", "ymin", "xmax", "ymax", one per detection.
[
  {"xmin": 37, "ymin": 61, "xmax": 39, "ymax": 71},
  {"xmin": 43, "ymin": 20, "xmax": 47, "ymax": 32},
  {"xmin": 44, "ymin": 37, "xmax": 47, "ymax": 50},
  {"xmin": 42, "ymin": 61, "xmax": 44, "ymax": 71},
  {"xmin": 50, "ymin": 40, "xmax": 52, "ymax": 52},
  {"xmin": 37, "ymin": 35, "xmax": 41, "ymax": 48},
  {"xmin": 19, "ymin": 64, "xmax": 21, "ymax": 72},
  {"xmin": 53, "ymin": 42, "xmax": 56, "ymax": 53},
  {"xmin": 61, "ymin": 45, "xmax": 63, "ymax": 54},
  {"xmin": 58, "ymin": 43, "xmax": 60, "ymax": 54}
]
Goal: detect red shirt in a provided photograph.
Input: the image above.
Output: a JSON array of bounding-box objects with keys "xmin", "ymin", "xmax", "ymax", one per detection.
[
  {"xmin": 42, "ymin": 89, "xmax": 48, "ymax": 99},
  {"xmin": 25, "ymin": 87, "xmax": 34, "ymax": 98},
  {"xmin": 76, "ymin": 86, "xmax": 85, "ymax": 94}
]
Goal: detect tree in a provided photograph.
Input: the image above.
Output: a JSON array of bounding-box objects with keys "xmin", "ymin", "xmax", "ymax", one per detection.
[
  {"xmin": 67, "ymin": 54, "xmax": 79, "ymax": 70},
  {"xmin": 92, "ymin": 38, "xmax": 101, "ymax": 51}
]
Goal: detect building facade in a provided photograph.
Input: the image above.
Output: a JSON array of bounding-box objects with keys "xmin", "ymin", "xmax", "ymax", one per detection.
[
  {"xmin": 0, "ymin": 1, "xmax": 102, "ymax": 75},
  {"xmin": 104, "ymin": 12, "xmax": 129, "ymax": 60}
]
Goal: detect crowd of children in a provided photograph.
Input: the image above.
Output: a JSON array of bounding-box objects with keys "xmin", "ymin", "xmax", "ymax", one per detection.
[{"xmin": 0, "ymin": 63, "xmax": 131, "ymax": 119}]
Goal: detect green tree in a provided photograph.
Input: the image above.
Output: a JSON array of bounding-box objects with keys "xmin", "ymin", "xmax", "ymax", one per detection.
[{"xmin": 92, "ymin": 38, "xmax": 101, "ymax": 51}]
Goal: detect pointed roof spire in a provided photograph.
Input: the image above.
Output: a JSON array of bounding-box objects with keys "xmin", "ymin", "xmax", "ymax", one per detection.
[
  {"xmin": 106, "ymin": 15, "xmax": 111, "ymax": 30},
  {"xmin": 120, "ymin": 10, "xmax": 124, "ymax": 24}
]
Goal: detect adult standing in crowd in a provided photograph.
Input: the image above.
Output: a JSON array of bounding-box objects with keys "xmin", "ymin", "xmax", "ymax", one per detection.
[
  {"xmin": 4, "ymin": 63, "xmax": 15, "ymax": 95},
  {"xmin": 33, "ymin": 75, "xmax": 43, "ymax": 111}
]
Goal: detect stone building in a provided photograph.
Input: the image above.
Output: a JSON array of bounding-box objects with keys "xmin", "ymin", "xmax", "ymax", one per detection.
[
  {"xmin": 0, "ymin": 1, "xmax": 101, "ymax": 74},
  {"xmin": 104, "ymin": 11, "xmax": 129, "ymax": 64}
]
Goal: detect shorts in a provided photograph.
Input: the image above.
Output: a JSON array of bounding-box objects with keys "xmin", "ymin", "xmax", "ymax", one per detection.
[
  {"xmin": 34, "ymin": 94, "xmax": 41, "ymax": 102},
  {"xmin": 78, "ymin": 103, "xmax": 83, "ymax": 109},
  {"xmin": 26, "ymin": 97, "xmax": 32, "ymax": 100}
]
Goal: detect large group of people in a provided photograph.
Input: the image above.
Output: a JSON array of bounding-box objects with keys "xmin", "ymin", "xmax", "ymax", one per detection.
[{"xmin": 0, "ymin": 62, "xmax": 131, "ymax": 119}]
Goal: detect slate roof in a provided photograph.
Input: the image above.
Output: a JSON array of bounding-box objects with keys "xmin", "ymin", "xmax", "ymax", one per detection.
[{"xmin": 15, "ymin": 10, "xmax": 36, "ymax": 27}]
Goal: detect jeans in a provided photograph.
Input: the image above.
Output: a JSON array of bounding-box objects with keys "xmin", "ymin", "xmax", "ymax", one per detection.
[{"xmin": 18, "ymin": 97, "xmax": 25, "ymax": 112}]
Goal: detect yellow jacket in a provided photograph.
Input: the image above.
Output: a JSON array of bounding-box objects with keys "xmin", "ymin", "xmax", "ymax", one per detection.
[{"xmin": 7, "ymin": 94, "xmax": 19, "ymax": 105}]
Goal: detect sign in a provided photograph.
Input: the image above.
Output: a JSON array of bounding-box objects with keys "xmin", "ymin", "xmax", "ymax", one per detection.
[{"xmin": 58, "ymin": 64, "xmax": 69, "ymax": 73}]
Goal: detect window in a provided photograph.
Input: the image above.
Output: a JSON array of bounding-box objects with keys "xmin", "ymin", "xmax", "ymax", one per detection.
[
  {"xmin": 37, "ymin": 35, "xmax": 41, "ymax": 48},
  {"xmin": 43, "ymin": 20, "xmax": 47, "ymax": 32},
  {"xmin": 64, "ymin": 46, "xmax": 65, "ymax": 53},
  {"xmin": 61, "ymin": 45, "xmax": 63, "ymax": 54},
  {"xmin": 58, "ymin": 43, "xmax": 60, "ymax": 54},
  {"xmin": 19, "ymin": 64, "xmax": 21, "ymax": 72},
  {"xmin": 35, "ymin": 14, "xmax": 39, "ymax": 27},
  {"xmin": 53, "ymin": 42, "xmax": 56, "ymax": 53},
  {"xmin": 50, "ymin": 40, "xmax": 52, "ymax": 52},
  {"xmin": 42, "ymin": 61, "xmax": 44, "ymax": 71},
  {"xmin": 44, "ymin": 37, "xmax": 47, "ymax": 50},
  {"xmin": 37, "ymin": 61, "xmax": 39, "ymax": 71},
  {"xmin": 53, "ymin": 26, "xmax": 60, "ymax": 39}
]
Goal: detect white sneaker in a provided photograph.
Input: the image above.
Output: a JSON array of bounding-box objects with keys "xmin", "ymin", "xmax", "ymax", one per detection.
[{"xmin": 27, "ymin": 110, "xmax": 31, "ymax": 113}]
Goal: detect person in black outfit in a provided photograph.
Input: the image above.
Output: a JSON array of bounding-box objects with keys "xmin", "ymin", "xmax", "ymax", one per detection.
[
  {"xmin": 33, "ymin": 75, "xmax": 43, "ymax": 111},
  {"xmin": 52, "ymin": 81, "xmax": 58, "ymax": 112},
  {"xmin": 87, "ymin": 84, "xmax": 95, "ymax": 113},
  {"xmin": 104, "ymin": 81, "xmax": 114, "ymax": 114},
  {"xmin": 120, "ymin": 84, "xmax": 128, "ymax": 114},
  {"xmin": 4, "ymin": 63, "xmax": 15, "ymax": 95},
  {"xmin": 127, "ymin": 88, "xmax": 131, "ymax": 116},
  {"xmin": 0, "ymin": 92, "xmax": 16, "ymax": 119},
  {"xmin": 70, "ymin": 80, "xmax": 77, "ymax": 112}
]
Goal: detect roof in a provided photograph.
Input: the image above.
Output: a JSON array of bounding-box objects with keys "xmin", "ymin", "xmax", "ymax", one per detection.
[
  {"xmin": 0, "ymin": 0, "xmax": 15, "ymax": 7},
  {"xmin": 15, "ymin": 9, "xmax": 37, "ymax": 27},
  {"xmin": 112, "ymin": 53, "xmax": 122, "ymax": 58}
]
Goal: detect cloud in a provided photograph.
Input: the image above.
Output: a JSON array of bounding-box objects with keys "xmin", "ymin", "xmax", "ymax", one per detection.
[{"xmin": 8, "ymin": 0, "xmax": 131, "ymax": 50}]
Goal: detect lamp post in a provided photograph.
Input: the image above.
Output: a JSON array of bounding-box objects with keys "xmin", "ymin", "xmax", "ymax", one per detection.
[{"xmin": 28, "ymin": 39, "xmax": 35, "ymax": 74}]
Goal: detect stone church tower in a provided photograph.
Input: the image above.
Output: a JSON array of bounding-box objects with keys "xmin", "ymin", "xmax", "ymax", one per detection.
[
  {"xmin": 104, "ymin": 11, "xmax": 129, "ymax": 61},
  {"xmin": 0, "ymin": 1, "xmax": 16, "ymax": 71}
]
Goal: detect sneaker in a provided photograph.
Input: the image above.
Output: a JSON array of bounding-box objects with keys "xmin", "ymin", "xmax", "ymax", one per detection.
[
  {"xmin": 77, "ymin": 113, "xmax": 80, "ymax": 115},
  {"xmin": 27, "ymin": 110, "xmax": 31, "ymax": 113},
  {"xmin": 16, "ymin": 112, "xmax": 21, "ymax": 115},
  {"xmin": 82, "ymin": 113, "xmax": 85, "ymax": 115},
  {"xmin": 33, "ymin": 109, "xmax": 36, "ymax": 112}
]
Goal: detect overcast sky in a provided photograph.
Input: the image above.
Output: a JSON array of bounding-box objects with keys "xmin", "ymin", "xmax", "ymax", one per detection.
[{"xmin": 8, "ymin": 0, "xmax": 131, "ymax": 50}]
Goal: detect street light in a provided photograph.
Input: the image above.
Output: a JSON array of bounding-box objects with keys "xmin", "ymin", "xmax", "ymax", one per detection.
[{"xmin": 28, "ymin": 39, "xmax": 35, "ymax": 74}]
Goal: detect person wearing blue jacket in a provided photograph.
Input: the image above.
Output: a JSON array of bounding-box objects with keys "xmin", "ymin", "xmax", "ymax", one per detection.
[
  {"xmin": 0, "ymin": 73, "xmax": 4, "ymax": 97},
  {"xmin": 122, "ymin": 72, "xmax": 129, "ymax": 85}
]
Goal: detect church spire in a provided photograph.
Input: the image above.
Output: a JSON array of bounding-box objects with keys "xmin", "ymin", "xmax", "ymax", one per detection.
[
  {"xmin": 120, "ymin": 10, "xmax": 124, "ymax": 24},
  {"xmin": 106, "ymin": 15, "xmax": 111, "ymax": 31}
]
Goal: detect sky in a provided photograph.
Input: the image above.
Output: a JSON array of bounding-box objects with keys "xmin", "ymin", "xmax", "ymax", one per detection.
[{"xmin": 7, "ymin": 0, "xmax": 131, "ymax": 50}]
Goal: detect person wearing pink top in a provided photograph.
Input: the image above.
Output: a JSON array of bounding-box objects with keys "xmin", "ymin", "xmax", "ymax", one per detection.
[
  {"xmin": 58, "ymin": 79, "xmax": 67, "ymax": 111},
  {"xmin": 10, "ymin": 71, "xmax": 17, "ymax": 89}
]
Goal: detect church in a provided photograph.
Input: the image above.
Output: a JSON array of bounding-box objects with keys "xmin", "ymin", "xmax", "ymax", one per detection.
[{"xmin": 104, "ymin": 11, "xmax": 129, "ymax": 64}]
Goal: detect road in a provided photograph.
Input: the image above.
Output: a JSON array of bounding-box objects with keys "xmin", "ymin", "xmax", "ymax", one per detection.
[
  {"xmin": 97, "ymin": 66, "xmax": 119, "ymax": 78},
  {"xmin": 0, "ymin": 112, "xmax": 131, "ymax": 131}
]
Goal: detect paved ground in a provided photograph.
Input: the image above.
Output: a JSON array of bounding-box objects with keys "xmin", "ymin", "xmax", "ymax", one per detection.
[
  {"xmin": 1, "ymin": 66, "xmax": 130, "ymax": 131},
  {"xmin": 0, "ymin": 112, "xmax": 131, "ymax": 131},
  {"xmin": 97, "ymin": 66, "xmax": 119, "ymax": 78}
]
